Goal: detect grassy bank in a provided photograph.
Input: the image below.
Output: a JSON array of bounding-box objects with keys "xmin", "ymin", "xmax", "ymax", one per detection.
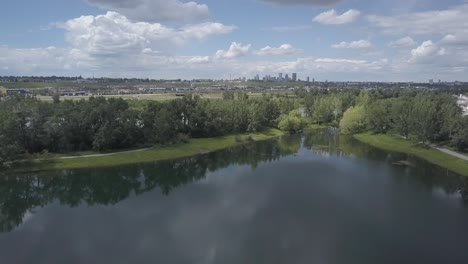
[
  {"xmin": 354, "ymin": 132, "xmax": 468, "ymax": 177},
  {"xmin": 10, "ymin": 128, "xmax": 284, "ymax": 172},
  {"xmin": 304, "ymin": 123, "xmax": 333, "ymax": 131}
]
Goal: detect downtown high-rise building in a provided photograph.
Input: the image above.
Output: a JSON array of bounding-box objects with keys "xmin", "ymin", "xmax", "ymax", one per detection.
[
  {"xmin": 292, "ymin": 73, "xmax": 297, "ymax": 82},
  {"xmin": 279, "ymin": 73, "xmax": 283, "ymax": 81}
]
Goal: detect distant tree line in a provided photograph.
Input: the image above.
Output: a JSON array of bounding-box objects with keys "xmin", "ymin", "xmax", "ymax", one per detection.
[
  {"xmin": 0, "ymin": 93, "xmax": 299, "ymax": 164},
  {"xmin": 298, "ymin": 88, "xmax": 468, "ymax": 152}
]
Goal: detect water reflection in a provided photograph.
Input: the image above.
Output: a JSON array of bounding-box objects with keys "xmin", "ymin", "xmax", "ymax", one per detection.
[
  {"xmin": 0, "ymin": 130, "xmax": 467, "ymax": 235},
  {"xmin": 0, "ymin": 139, "xmax": 297, "ymax": 233},
  {"xmin": 303, "ymin": 130, "xmax": 468, "ymax": 203}
]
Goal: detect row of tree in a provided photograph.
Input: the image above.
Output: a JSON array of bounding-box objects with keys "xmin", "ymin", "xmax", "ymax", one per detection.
[
  {"xmin": 333, "ymin": 91, "xmax": 467, "ymax": 151},
  {"xmin": 298, "ymin": 87, "xmax": 467, "ymax": 151},
  {"xmin": 0, "ymin": 93, "xmax": 298, "ymax": 164}
]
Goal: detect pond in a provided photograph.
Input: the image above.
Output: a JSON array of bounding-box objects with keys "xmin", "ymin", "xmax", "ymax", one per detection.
[{"xmin": 1, "ymin": 130, "xmax": 468, "ymax": 264}]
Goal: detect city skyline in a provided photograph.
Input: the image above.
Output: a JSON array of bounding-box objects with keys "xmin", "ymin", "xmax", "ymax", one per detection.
[{"xmin": 1, "ymin": 0, "xmax": 467, "ymax": 81}]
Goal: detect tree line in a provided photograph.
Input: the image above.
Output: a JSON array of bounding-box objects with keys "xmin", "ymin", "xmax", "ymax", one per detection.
[
  {"xmin": 299, "ymin": 88, "xmax": 468, "ymax": 152},
  {"xmin": 0, "ymin": 93, "xmax": 299, "ymax": 164}
]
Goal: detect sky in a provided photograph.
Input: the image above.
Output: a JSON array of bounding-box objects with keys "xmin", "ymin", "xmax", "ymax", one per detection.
[{"xmin": 1, "ymin": 0, "xmax": 467, "ymax": 81}]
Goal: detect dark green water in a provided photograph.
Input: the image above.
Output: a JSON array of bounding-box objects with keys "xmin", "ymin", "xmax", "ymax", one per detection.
[{"xmin": 1, "ymin": 131, "xmax": 468, "ymax": 264}]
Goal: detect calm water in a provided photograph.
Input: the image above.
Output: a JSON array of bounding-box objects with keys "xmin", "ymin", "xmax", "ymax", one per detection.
[{"xmin": 1, "ymin": 131, "xmax": 468, "ymax": 264}]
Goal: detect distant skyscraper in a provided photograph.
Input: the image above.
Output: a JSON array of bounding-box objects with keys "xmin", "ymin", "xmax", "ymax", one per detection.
[
  {"xmin": 306, "ymin": 76, "xmax": 310, "ymax": 82},
  {"xmin": 279, "ymin": 73, "xmax": 283, "ymax": 81},
  {"xmin": 285, "ymin": 74, "xmax": 289, "ymax": 81},
  {"xmin": 292, "ymin": 73, "xmax": 297, "ymax": 82}
]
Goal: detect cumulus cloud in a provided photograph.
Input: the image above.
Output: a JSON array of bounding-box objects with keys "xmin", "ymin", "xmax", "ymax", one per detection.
[
  {"xmin": 86, "ymin": 0, "xmax": 209, "ymax": 22},
  {"xmin": 59, "ymin": 12, "xmax": 235, "ymax": 56},
  {"xmin": 215, "ymin": 42, "xmax": 251, "ymax": 60},
  {"xmin": 260, "ymin": 0, "xmax": 342, "ymax": 6},
  {"xmin": 410, "ymin": 40, "xmax": 446, "ymax": 63},
  {"xmin": 388, "ymin": 37, "xmax": 417, "ymax": 48},
  {"xmin": 313, "ymin": 9, "xmax": 360, "ymax": 25},
  {"xmin": 256, "ymin": 44, "xmax": 298, "ymax": 56},
  {"xmin": 332, "ymin": 40, "xmax": 372, "ymax": 49},
  {"xmin": 368, "ymin": 4, "xmax": 468, "ymax": 36}
]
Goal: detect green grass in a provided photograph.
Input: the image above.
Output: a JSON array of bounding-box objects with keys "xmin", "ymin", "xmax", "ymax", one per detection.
[
  {"xmin": 354, "ymin": 132, "xmax": 468, "ymax": 177},
  {"xmin": 304, "ymin": 123, "xmax": 332, "ymax": 130},
  {"xmin": 11, "ymin": 128, "xmax": 284, "ymax": 172}
]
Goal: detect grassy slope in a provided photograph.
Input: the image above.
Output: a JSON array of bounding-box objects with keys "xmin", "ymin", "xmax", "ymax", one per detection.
[
  {"xmin": 304, "ymin": 123, "xmax": 332, "ymax": 130},
  {"xmin": 14, "ymin": 128, "xmax": 283, "ymax": 172},
  {"xmin": 354, "ymin": 132, "xmax": 468, "ymax": 177}
]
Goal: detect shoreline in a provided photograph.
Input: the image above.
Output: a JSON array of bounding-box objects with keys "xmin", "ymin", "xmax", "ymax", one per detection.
[
  {"xmin": 354, "ymin": 132, "xmax": 468, "ymax": 177},
  {"xmin": 5, "ymin": 128, "xmax": 284, "ymax": 173}
]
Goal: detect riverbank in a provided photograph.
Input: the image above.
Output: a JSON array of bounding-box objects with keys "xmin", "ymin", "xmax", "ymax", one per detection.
[
  {"xmin": 7, "ymin": 128, "xmax": 284, "ymax": 172},
  {"xmin": 354, "ymin": 132, "xmax": 468, "ymax": 177}
]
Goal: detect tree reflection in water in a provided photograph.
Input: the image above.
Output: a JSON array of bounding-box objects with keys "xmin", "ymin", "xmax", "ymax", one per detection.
[
  {"xmin": 0, "ymin": 138, "xmax": 296, "ymax": 233},
  {"xmin": 1, "ymin": 131, "xmax": 467, "ymax": 233}
]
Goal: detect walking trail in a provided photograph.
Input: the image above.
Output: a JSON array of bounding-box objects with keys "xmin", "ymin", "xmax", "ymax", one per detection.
[
  {"xmin": 58, "ymin": 148, "xmax": 150, "ymax": 159},
  {"xmin": 433, "ymin": 147, "xmax": 468, "ymax": 162}
]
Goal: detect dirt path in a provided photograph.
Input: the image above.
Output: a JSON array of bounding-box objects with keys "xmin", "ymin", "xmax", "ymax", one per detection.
[
  {"xmin": 58, "ymin": 148, "xmax": 150, "ymax": 159},
  {"xmin": 433, "ymin": 147, "xmax": 468, "ymax": 162}
]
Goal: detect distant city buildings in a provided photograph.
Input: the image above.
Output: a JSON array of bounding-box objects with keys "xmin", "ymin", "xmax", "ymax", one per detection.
[{"xmin": 252, "ymin": 72, "xmax": 304, "ymax": 82}]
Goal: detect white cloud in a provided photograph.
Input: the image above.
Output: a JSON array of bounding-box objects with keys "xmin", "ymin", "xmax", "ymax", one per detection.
[
  {"xmin": 440, "ymin": 34, "xmax": 468, "ymax": 46},
  {"xmin": 260, "ymin": 0, "xmax": 342, "ymax": 6},
  {"xmin": 0, "ymin": 46, "xmax": 96, "ymax": 75},
  {"xmin": 410, "ymin": 40, "xmax": 446, "ymax": 63},
  {"xmin": 215, "ymin": 42, "xmax": 251, "ymax": 60},
  {"xmin": 59, "ymin": 12, "xmax": 235, "ymax": 56},
  {"xmin": 368, "ymin": 4, "xmax": 468, "ymax": 36},
  {"xmin": 332, "ymin": 40, "xmax": 371, "ymax": 49},
  {"xmin": 2, "ymin": 43, "xmax": 466, "ymax": 82},
  {"xmin": 256, "ymin": 44, "xmax": 298, "ymax": 56},
  {"xmin": 86, "ymin": 0, "xmax": 209, "ymax": 22},
  {"xmin": 388, "ymin": 37, "xmax": 417, "ymax": 48},
  {"xmin": 313, "ymin": 9, "xmax": 360, "ymax": 25}
]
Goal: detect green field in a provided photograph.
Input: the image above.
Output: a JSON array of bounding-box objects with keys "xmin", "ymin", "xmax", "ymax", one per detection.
[
  {"xmin": 36, "ymin": 91, "xmax": 292, "ymax": 102},
  {"xmin": 354, "ymin": 132, "xmax": 468, "ymax": 177},
  {"xmin": 10, "ymin": 128, "xmax": 284, "ymax": 172}
]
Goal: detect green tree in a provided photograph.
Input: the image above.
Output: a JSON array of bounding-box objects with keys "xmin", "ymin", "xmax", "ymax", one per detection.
[
  {"xmin": 452, "ymin": 116, "xmax": 468, "ymax": 152},
  {"xmin": 339, "ymin": 105, "xmax": 367, "ymax": 135},
  {"xmin": 391, "ymin": 97, "xmax": 413, "ymax": 139},
  {"xmin": 367, "ymin": 99, "xmax": 392, "ymax": 133},
  {"xmin": 409, "ymin": 94, "xmax": 437, "ymax": 144},
  {"xmin": 278, "ymin": 110, "xmax": 305, "ymax": 133}
]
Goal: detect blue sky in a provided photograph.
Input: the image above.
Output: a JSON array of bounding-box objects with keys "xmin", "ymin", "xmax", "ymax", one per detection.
[{"xmin": 1, "ymin": 0, "xmax": 467, "ymax": 81}]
